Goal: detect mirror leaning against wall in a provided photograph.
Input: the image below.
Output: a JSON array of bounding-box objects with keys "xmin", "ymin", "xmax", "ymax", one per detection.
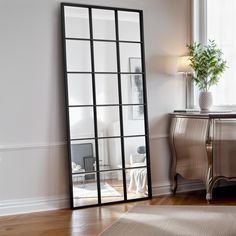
[{"xmin": 61, "ymin": 3, "xmax": 152, "ymax": 209}]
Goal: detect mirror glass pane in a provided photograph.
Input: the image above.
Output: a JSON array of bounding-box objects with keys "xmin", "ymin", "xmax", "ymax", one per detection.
[
  {"xmin": 69, "ymin": 107, "xmax": 94, "ymax": 139},
  {"xmin": 71, "ymin": 140, "xmax": 96, "ymax": 173},
  {"xmin": 68, "ymin": 74, "xmax": 93, "ymax": 105},
  {"xmin": 123, "ymin": 105, "xmax": 145, "ymax": 136},
  {"xmin": 92, "ymin": 9, "xmax": 116, "ymax": 40},
  {"xmin": 73, "ymin": 174, "xmax": 98, "ymax": 207},
  {"xmin": 121, "ymin": 74, "xmax": 144, "ymax": 104},
  {"xmin": 119, "ymin": 44, "xmax": 142, "ymax": 72},
  {"xmin": 65, "ymin": 6, "xmax": 90, "ymax": 39},
  {"xmin": 126, "ymin": 167, "xmax": 148, "ymax": 200},
  {"xmin": 95, "ymin": 74, "xmax": 119, "ymax": 105},
  {"xmin": 118, "ymin": 11, "xmax": 140, "ymax": 42},
  {"xmin": 124, "ymin": 136, "xmax": 146, "ymax": 167},
  {"xmin": 100, "ymin": 170, "xmax": 124, "ymax": 203},
  {"xmin": 96, "ymin": 106, "xmax": 120, "ymax": 137},
  {"xmin": 66, "ymin": 40, "xmax": 91, "ymax": 72},
  {"xmin": 94, "ymin": 42, "xmax": 117, "ymax": 72},
  {"xmin": 98, "ymin": 138, "xmax": 122, "ymax": 170}
]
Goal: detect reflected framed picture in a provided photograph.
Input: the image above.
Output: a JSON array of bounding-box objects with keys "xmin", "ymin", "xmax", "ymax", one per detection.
[{"xmin": 129, "ymin": 57, "xmax": 144, "ymax": 120}]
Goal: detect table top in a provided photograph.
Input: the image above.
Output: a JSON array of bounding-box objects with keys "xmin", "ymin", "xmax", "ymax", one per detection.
[{"xmin": 170, "ymin": 111, "xmax": 236, "ymax": 119}]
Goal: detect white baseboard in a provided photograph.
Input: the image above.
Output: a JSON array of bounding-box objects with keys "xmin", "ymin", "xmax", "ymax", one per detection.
[
  {"xmin": 0, "ymin": 195, "xmax": 70, "ymax": 216},
  {"xmin": 152, "ymin": 180, "xmax": 205, "ymax": 196},
  {"xmin": 0, "ymin": 181, "xmax": 205, "ymax": 217}
]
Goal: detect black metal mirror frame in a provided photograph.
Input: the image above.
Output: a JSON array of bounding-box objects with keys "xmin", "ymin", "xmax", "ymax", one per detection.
[{"xmin": 61, "ymin": 2, "xmax": 152, "ymax": 209}]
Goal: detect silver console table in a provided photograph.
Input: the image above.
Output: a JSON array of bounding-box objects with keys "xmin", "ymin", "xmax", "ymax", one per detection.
[{"xmin": 169, "ymin": 112, "xmax": 236, "ymax": 202}]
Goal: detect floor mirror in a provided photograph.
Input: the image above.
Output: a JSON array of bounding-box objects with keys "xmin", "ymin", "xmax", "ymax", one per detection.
[{"xmin": 61, "ymin": 3, "xmax": 152, "ymax": 209}]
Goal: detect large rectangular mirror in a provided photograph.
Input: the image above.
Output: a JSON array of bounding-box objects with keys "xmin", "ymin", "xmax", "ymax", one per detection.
[{"xmin": 62, "ymin": 3, "xmax": 152, "ymax": 209}]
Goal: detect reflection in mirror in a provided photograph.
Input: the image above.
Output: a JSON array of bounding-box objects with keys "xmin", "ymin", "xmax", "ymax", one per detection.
[
  {"xmin": 119, "ymin": 44, "xmax": 142, "ymax": 72},
  {"xmin": 68, "ymin": 74, "xmax": 93, "ymax": 105},
  {"xmin": 123, "ymin": 105, "xmax": 145, "ymax": 136},
  {"xmin": 92, "ymin": 9, "xmax": 116, "ymax": 40},
  {"xmin": 118, "ymin": 11, "xmax": 140, "ymax": 42},
  {"xmin": 73, "ymin": 175, "xmax": 98, "ymax": 207},
  {"xmin": 124, "ymin": 136, "xmax": 146, "ymax": 167},
  {"xmin": 96, "ymin": 106, "xmax": 120, "ymax": 137},
  {"xmin": 66, "ymin": 40, "xmax": 91, "ymax": 72},
  {"xmin": 71, "ymin": 139, "xmax": 97, "ymax": 207},
  {"xmin": 97, "ymin": 138, "xmax": 122, "ymax": 170},
  {"xmin": 69, "ymin": 107, "xmax": 94, "ymax": 139},
  {"xmin": 94, "ymin": 42, "xmax": 117, "ymax": 72},
  {"xmin": 95, "ymin": 74, "xmax": 119, "ymax": 105},
  {"xmin": 65, "ymin": 6, "xmax": 90, "ymax": 39},
  {"xmin": 62, "ymin": 4, "xmax": 150, "ymax": 208},
  {"xmin": 121, "ymin": 74, "xmax": 144, "ymax": 104},
  {"xmin": 100, "ymin": 170, "xmax": 124, "ymax": 203},
  {"xmin": 126, "ymin": 167, "xmax": 148, "ymax": 200},
  {"xmin": 71, "ymin": 140, "xmax": 96, "ymax": 174}
]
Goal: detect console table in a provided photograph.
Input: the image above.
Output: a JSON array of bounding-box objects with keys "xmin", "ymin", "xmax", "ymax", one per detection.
[{"xmin": 169, "ymin": 112, "xmax": 236, "ymax": 202}]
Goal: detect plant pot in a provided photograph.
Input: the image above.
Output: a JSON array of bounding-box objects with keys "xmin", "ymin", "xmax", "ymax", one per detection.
[{"xmin": 199, "ymin": 91, "xmax": 213, "ymax": 111}]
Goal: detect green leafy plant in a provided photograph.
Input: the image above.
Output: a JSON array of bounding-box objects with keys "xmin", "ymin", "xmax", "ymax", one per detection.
[{"xmin": 187, "ymin": 40, "xmax": 227, "ymax": 92}]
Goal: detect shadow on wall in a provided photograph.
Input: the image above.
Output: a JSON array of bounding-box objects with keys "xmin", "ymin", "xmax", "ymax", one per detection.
[{"xmin": 147, "ymin": 55, "xmax": 179, "ymax": 76}]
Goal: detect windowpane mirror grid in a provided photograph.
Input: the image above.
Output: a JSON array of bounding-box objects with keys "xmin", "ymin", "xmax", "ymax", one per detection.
[
  {"xmin": 65, "ymin": 6, "xmax": 90, "ymax": 39},
  {"xmin": 124, "ymin": 136, "xmax": 146, "ymax": 168},
  {"xmin": 95, "ymin": 74, "xmax": 119, "ymax": 105},
  {"xmin": 96, "ymin": 106, "xmax": 120, "ymax": 137},
  {"xmin": 72, "ymin": 175, "xmax": 98, "ymax": 207},
  {"xmin": 97, "ymin": 138, "xmax": 122, "ymax": 170},
  {"xmin": 119, "ymin": 44, "xmax": 142, "ymax": 72},
  {"xmin": 68, "ymin": 74, "xmax": 93, "ymax": 106},
  {"xmin": 100, "ymin": 170, "xmax": 124, "ymax": 203},
  {"xmin": 94, "ymin": 41, "xmax": 117, "ymax": 72},
  {"xmin": 66, "ymin": 40, "xmax": 91, "ymax": 72},
  {"xmin": 69, "ymin": 107, "xmax": 95, "ymax": 139},
  {"xmin": 62, "ymin": 3, "xmax": 151, "ymax": 209},
  {"xmin": 123, "ymin": 105, "xmax": 145, "ymax": 136},
  {"xmin": 118, "ymin": 11, "xmax": 140, "ymax": 42},
  {"xmin": 92, "ymin": 9, "xmax": 116, "ymax": 40},
  {"xmin": 121, "ymin": 74, "xmax": 144, "ymax": 105},
  {"xmin": 126, "ymin": 167, "xmax": 148, "ymax": 200}
]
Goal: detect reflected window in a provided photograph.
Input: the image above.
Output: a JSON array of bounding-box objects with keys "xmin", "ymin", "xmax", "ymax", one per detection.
[
  {"xmin": 65, "ymin": 6, "xmax": 90, "ymax": 38},
  {"xmin": 68, "ymin": 74, "xmax": 93, "ymax": 105},
  {"xmin": 96, "ymin": 106, "xmax": 120, "ymax": 137},
  {"xmin": 69, "ymin": 107, "xmax": 95, "ymax": 139},
  {"xmin": 95, "ymin": 74, "xmax": 119, "ymax": 105},
  {"xmin": 92, "ymin": 9, "xmax": 116, "ymax": 40},
  {"xmin": 66, "ymin": 40, "xmax": 91, "ymax": 72},
  {"xmin": 94, "ymin": 42, "xmax": 117, "ymax": 72},
  {"xmin": 118, "ymin": 11, "xmax": 141, "ymax": 42},
  {"xmin": 98, "ymin": 138, "xmax": 122, "ymax": 169}
]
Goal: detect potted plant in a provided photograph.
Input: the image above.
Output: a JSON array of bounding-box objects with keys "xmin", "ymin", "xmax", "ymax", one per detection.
[{"xmin": 187, "ymin": 40, "xmax": 227, "ymax": 111}]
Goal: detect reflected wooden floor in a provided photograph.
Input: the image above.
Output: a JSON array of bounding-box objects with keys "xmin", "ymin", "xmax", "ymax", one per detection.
[{"xmin": 1, "ymin": 186, "xmax": 236, "ymax": 236}]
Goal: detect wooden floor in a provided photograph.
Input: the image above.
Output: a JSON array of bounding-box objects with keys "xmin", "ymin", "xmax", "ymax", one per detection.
[{"xmin": 1, "ymin": 186, "xmax": 236, "ymax": 236}]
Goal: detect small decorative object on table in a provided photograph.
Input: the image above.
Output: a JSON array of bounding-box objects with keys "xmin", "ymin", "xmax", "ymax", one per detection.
[{"xmin": 187, "ymin": 40, "xmax": 227, "ymax": 111}]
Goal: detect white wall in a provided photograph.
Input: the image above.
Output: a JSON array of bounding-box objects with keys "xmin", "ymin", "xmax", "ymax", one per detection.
[{"xmin": 0, "ymin": 0, "xmax": 191, "ymax": 215}]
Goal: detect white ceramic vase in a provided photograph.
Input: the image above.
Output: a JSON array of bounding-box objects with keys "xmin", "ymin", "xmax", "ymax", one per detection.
[{"xmin": 199, "ymin": 91, "xmax": 213, "ymax": 111}]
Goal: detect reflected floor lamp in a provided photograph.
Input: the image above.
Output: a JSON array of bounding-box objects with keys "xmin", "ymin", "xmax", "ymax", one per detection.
[{"xmin": 177, "ymin": 56, "xmax": 194, "ymax": 109}]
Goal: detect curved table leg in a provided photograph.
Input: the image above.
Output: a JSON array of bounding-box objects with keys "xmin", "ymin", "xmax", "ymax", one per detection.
[
  {"xmin": 206, "ymin": 142, "xmax": 213, "ymax": 203},
  {"xmin": 171, "ymin": 174, "xmax": 178, "ymax": 195}
]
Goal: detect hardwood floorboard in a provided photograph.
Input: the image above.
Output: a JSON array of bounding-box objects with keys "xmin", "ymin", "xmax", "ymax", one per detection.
[{"xmin": 1, "ymin": 186, "xmax": 236, "ymax": 236}]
